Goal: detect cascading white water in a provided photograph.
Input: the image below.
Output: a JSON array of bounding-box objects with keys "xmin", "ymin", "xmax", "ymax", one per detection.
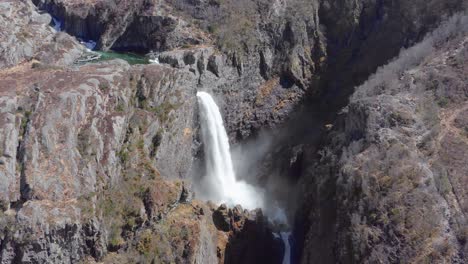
[
  {"xmin": 196, "ymin": 91, "xmax": 263, "ymax": 210},
  {"xmin": 49, "ymin": 16, "xmax": 96, "ymax": 51},
  {"xmin": 197, "ymin": 91, "xmax": 290, "ymax": 262},
  {"xmin": 52, "ymin": 17, "xmax": 62, "ymax": 31},
  {"xmin": 79, "ymin": 39, "xmax": 97, "ymax": 51},
  {"xmin": 270, "ymin": 207, "xmax": 292, "ymax": 264},
  {"xmin": 280, "ymin": 232, "xmax": 291, "ymax": 264},
  {"xmin": 149, "ymin": 57, "xmax": 160, "ymax": 64}
]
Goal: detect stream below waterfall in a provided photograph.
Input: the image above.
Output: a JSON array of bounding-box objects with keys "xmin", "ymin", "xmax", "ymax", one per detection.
[{"xmin": 279, "ymin": 232, "xmax": 292, "ymax": 264}]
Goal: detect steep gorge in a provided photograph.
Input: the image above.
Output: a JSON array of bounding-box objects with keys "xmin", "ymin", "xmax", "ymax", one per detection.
[{"xmin": 0, "ymin": 0, "xmax": 467, "ymax": 263}]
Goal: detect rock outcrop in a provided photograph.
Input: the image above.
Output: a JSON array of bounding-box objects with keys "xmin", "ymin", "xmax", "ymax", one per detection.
[
  {"xmin": 32, "ymin": 0, "xmax": 209, "ymax": 51},
  {"xmin": 298, "ymin": 14, "xmax": 468, "ymax": 263},
  {"xmin": 29, "ymin": 0, "xmax": 324, "ymax": 141},
  {"xmin": 0, "ymin": 2, "xmax": 206, "ymax": 259},
  {"xmin": 1, "ymin": 0, "xmax": 467, "ymax": 263},
  {"xmin": 0, "ymin": 2, "xmax": 287, "ymax": 262},
  {"xmin": 212, "ymin": 204, "xmax": 283, "ymax": 264},
  {"xmin": 0, "ymin": 0, "xmax": 83, "ymax": 69},
  {"xmin": 0, "ymin": 56, "xmax": 202, "ymax": 262}
]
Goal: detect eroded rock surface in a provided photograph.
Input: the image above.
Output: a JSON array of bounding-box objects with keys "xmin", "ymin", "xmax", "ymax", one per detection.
[
  {"xmin": 32, "ymin": 0, "xmax": 209, "ymax": 51},
  {"xmin": 0, "ymin": 56, "xmax": 203, "ymax": 262},
  {"xmin": 0, "ymin": 0, "xmax": 83, "ymax": 69},
  {"xmin": 1, "ymin": 0, "xmax": 467, "ymax": 263},
  {"xmin": 298, "ymin": 15, "xmax": 468, "ymax": 263},
  {"xmin": 212, "ymin": 204, "xmax": 283, "ymax": 264}
]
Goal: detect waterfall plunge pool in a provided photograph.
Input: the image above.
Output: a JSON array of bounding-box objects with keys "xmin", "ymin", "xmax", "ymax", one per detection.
[{"xmin": 48, "ymin": 16, "xmax": 157, "ymax": 66}]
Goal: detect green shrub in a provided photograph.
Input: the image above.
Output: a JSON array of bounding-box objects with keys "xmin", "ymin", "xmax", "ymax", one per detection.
[
  {"xmin": 31, "ymin": 62, "xmax": 41, "ymax": 69},
  {"xmin": 148, "ymin": 101, "xmax": 180, "ymax": 123},
  {"xmin": 115, "ymin": 103, "xmax": 125, "ymax": 113},
  {"xmin": 436, "ymin": 171, "xmax": 451, "ymax": 195},
  {"xmin": 136, "ymin": 139, "xmax": 145, "ymax": 150},
  {"xmin": 437, "ymin": 97, "xmax": 449, "ymax": 107},
  {"xmin": 117, "ymin": 149, "xmax": 129, "ymax": 163},
  {"xmin": 207, "ymin": 24, "xmax": 218, "ymax": 33},
  {"xmin": 136, "ymin": 230, "xmax": 153, "ymax": 255},
  {"xmin": 181, "ymin": 43, "xmax": 192, "ymax": 49},
  {"xmin": 99, "ymin": 83, "xmax": 109, "ymax": 93},
  {"xmin": 108, "ymin": 228, "xmax": 124, "ymax": 250},
  {"xmin": 20, "ymin": 111, "xmax": 31, "ymax": 134}
]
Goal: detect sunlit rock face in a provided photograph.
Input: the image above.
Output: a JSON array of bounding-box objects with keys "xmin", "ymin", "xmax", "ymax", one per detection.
[
  {"xmin": 0, "ymin": 0, "xmax": 467, "ymax": 263},
  {"xmin": 0, "ymin": 55, "xmax": 201, "ymax": 262},
  {"xmin": 0, "ymin": 0, "xmax": 84, "ymax": 69}
]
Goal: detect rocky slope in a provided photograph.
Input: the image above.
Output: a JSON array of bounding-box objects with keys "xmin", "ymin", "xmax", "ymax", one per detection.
[
  {"xmin": 30, "ymin": 0, "xmax": 323, "ymax": 141},
  {"xmin": 0, "ymin": 1, "xmax": 285, "ymax": 263},
  {"xmin": 0, "ymin": 0, "xmax": 83, "ymax": 69},
  {"xmin": 0, "ymin": 0, "xmax": 467, "ymax": 263},
  {"xmin": 31, "ymin": 0, "xmax": 208, "ymax": 52},
  {"xmin": 297, "ymin": 14, "xmax": 468, "ymax": 263},
  {"xmin": 29, "ymin": 0, "xmax": 466, "ymax": 142},
  {"xmin": 0, "ymin": 51, "xmax": 199, "ymax": 262}
]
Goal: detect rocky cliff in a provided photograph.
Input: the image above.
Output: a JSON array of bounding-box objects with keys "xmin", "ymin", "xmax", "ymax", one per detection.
[
  {"xmin": 0, "ymin": 0, "xmax": 83, "ymax": 69},
  {"xmin": 1, "ymin": 1, "xmax": 285, "ymax": 263},
  {"xmin": 297, "ymin": 14, "xmax": 468, "ymax": 263},
  {"xmin": 0, "ymin": 0, "xmax": 467, "ymax": 263}
]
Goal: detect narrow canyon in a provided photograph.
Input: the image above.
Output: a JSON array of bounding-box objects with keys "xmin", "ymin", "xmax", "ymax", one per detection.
[{"xmin": 0, "ymin": 0, "xmax": 467, "ymax": 263}]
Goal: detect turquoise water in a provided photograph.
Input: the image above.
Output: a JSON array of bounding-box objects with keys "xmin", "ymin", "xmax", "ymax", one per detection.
[{"xmin": 95, "ymin": 51, "xmax": 150, "ymax": 65}]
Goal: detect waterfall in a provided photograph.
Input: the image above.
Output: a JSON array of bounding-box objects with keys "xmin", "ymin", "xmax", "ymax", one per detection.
[
  {"xmin": 197, "ymin": 92, "xmax": 291, "ymax": 262},
  {"xmin": 79, "ymin": 39, "xmax": 97, "ymax": 51},
  {"xmin": 280, "ymin": 232, "xmax": 291, "ymax": 264},
  {"xmin": 51, "ymin": 17, "xmax": 62, "ymax": 32},
  {"xmin": 49, "ymin": 16, "xmax": 96, "ymax": 51},
  {"xmin": 196, "ymin": 91, "xmax": 263, "ymax": 210},
  {"xmin": 271, "ymin": 207, "xmax": 292, "ymax": 264},
  {"xmin": 149, "ymin": 57, "xmax": 160, "ymax": 64}
]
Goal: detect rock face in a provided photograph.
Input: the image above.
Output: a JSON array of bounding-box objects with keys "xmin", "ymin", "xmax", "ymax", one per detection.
[
  {"xmin": 317, "ymin": 0, "xmax": 466, "ymax": 109},
  {"xmin": 1, "ymin": 0, "xmax": 468, "ymax": 263},
  {"xmin": 160, "ymin": 0, "xmax": 325, "ymax": 141},
  {"xmin": 212, "ymin": 204, "xmax": 283, "ymax": 264},
  {"xmin": 0, "ymin": 0, "xmax": 83, "ymax": 69},
  {"xmin": 0, "ymin": 2, "xmax": 287, "ymax": 262},
  {"xmin": 0, "ymin": 57, "xmax": 202, "ymax": 262},
  {"xmin": 298, "ymin": 14, "xmax": 468, "ymax": 264},
  {"xmin": 32, "ymin": 0, "xmax": 145, "ymax": 49},
  {"xmin": 29, "ymin": 0, "xmax": 465, "ymax": 143},
  {"xmin": 32, "ymin": 0, "xmax": 208, "ymax": 51},
  {"xmin": 0, "ymin": 2, "xmax": 207, "ymax": 260},
  {"xmin": 157, "ymin": 46, "xmax": 306, "ymax": 142},
  {"xmin": 29, "ymin": 0, "xmax": 324, "ymax": 141},
  {"xmin": 0, "ymin": 58, "xmax": 197, "ymax": 202}
]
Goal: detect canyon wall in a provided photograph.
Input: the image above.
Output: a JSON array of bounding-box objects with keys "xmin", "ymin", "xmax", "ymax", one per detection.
[
  {"xmin": 0, "ymin": 0, "xmax": 467, "ymax": 263},
  {"xmin": 297, "ymin": 14, "xmax": 468, "ymax": 263}
]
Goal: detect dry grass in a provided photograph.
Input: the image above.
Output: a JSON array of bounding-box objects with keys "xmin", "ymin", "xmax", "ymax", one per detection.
[{"xmin": 255, "ymin": 77, "xmax": 279, "ymax": 105}]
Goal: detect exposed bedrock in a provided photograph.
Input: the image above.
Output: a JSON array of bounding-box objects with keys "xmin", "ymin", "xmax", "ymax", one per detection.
[
  {"xmin": 316, "ymin": 0, "xmax": 465, "ymax": 111},
  {"xmin": 212, "ymin": 204, "xmax": 283, "ymax": 264},
  {"xmin": 1, "ymin": 0, "xmax": 468, "ymax": 263},
  {"xmin": 297, "ymin": 16, "xmax": 468, "ymax": 263},
  {"xmin": 32, "ymin": 0, "xmax": 208, "ymax": 52},
  {"xmin": 29, "ymin": 0, "xmax": 465, "ymax": 140},
  {"xmin": 0, "ymin": 54, "xmax": 204, "ymax": 262},
  {"xmin": 0, "ymin": 0, "xmax": 84, "ymax": 69}
]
